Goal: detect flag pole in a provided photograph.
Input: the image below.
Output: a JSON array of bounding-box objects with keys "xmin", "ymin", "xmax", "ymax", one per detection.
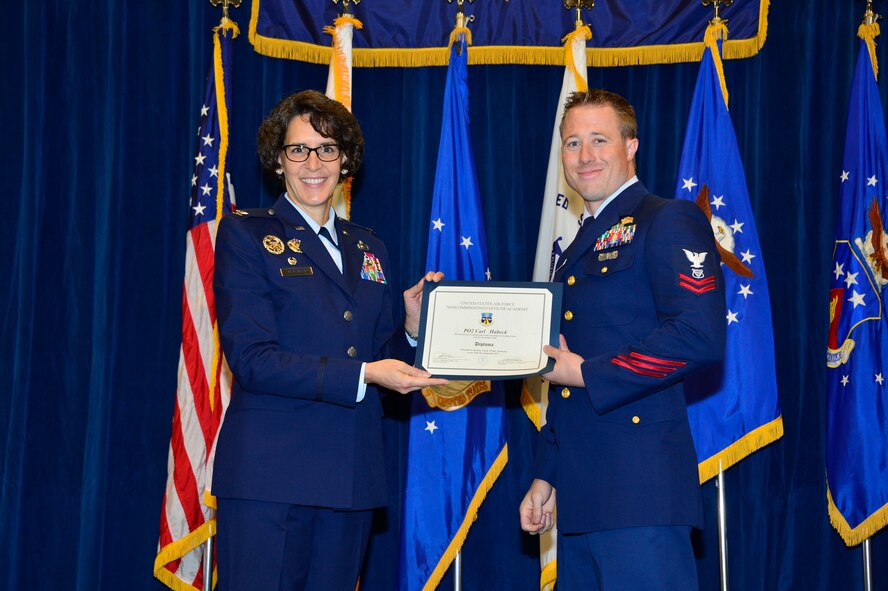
[
  {"xmin": 454, "ymin": 550, "xmax": 462, "ymax": 591},
  {"xmin": 203, "ymin": 537, "xmax": 213, "ymax": 591},
  {"xmin": 862, "ymin": 538, "xmax": 872, "ymax": 591},
  {"xmin": 716, "ymin": 461, "xmax": 729, "ymax": 591}
]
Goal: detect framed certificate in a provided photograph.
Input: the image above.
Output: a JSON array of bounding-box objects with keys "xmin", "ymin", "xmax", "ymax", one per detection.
[{"xmin": 414, "ymin": 281, "xmax": 563, "ymax": 380}]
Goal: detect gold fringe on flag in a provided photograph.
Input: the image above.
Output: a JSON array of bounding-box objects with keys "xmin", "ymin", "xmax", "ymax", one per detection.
[
  {"xmin": 858, "ymin": 21, "xmax": 880, "ymax": 80},
  {"xmin": 697, "ymin": 416, "xmax": 784, "ymax": 483},
  {"xmin": 562, "ymin": 25, "xmax": 592, "ymax": 92},
  {"xmin": 704, "ymin": 22, "xmax": 730, "ymax": 109},
  {"xmin": 827, "ymin": 487, "xmax": 888, "ymax": 546},
  {"xmin": 248, "ymin": 0, "xmax": 769, "ymax": 68}
]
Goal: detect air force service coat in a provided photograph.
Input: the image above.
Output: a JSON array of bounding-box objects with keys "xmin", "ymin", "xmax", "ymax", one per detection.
[
  {"xmin": 212, "ymin": 195, "xmax": 410, "ymax": 510},
  {"xmin": 534, "ymin": 181, "xmax": 727, "ymax": 534}
]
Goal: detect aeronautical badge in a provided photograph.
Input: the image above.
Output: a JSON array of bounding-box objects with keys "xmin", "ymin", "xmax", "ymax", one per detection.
[
  {"xmin": 360, "ymin": 252, "xmax": 387, "ymax": 283},
  {"xmin": 595, "ymin": 219, "xmax": 636, "ymax": 251},
  {"xmin": 233, "ymin": 209, "xmax": 248, "ymax": 216},
  {"xmin": 827, "ymin": 241, "xmax": 882, "ymax": 368},
  {"xmin": 674, "ymin": 247, "xmax": 717, "ymax": 294},
  {"xmin": 287, "ymin": 238, "xmax": 302, "ymax": 253},
  {"xmin": 263, "ymin": 235, "xmax": 285, "ymax": 255},
  {"xmin": 356, "ymin": 240, "xmax": 370, "ymax": 251},
  {"xmin": 480, "ymin": 312, "xmax": 493, "ymax": 325}
]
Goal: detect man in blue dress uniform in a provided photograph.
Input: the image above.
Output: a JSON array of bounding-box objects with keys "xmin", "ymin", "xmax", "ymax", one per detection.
[{"xmin": 520, "ymin": 89, "xmax": 726, "ymax": 589}]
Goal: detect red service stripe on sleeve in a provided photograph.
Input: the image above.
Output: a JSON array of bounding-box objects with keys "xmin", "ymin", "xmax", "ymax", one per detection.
[
  {"xmin": 678, "ymin": 273, "xmax": 716, "ymax": 287},
  {"xmin": 611, "ymin": 356, "xmax": 669, "ymax": 378},
  {"xmin": 679, "ymin": 279, "xmax": 717, "ymax": 295},
  {"xmin": 616, "ymin": 355, "xmax": 678, "ymax": 373},
  {"xmin": 628, "ymin": 351, "xmax": 687, "ymax": 367}
]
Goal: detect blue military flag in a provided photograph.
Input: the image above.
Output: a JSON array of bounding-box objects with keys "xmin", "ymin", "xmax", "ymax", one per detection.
[
  {"xmin": 826, "ymin": 24, "xmax": 888, "ymax": 546},
  {"xmin": 397, "ymin": 35, "xmax": 508, "ymax": 590},
  {"xmin": 674, "ymin": 25, "xmax": 782, "ymax": 483}
]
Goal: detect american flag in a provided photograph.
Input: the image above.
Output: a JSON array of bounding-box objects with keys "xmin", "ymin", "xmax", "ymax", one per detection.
[{"xmin": 154, "ymin": 20, "xmax": 238, "ymax": 591}]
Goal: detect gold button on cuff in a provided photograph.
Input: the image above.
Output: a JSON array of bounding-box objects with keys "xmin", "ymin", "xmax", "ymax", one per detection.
[
  {"xmin": 347, "ymin": 346, "xmax": 357, "ymax": 358},
  {"xmin": 561, "ymin": 388, "xmax": 570, "ymax": 399},
  {"xmin": 564, "ymin": 310, "xmax": 573, "ymax": 321},
  {"xmin": 567, "ymin": 275, "xmax": 576, "ymax": 286},
  {"xmin": 601, "ymin": 266, "xmax": 609, "ymax": 274},
  {"xmin": 632, "ymin": 416, "xmax": 640, "ymax": 424},
  {"xmin": 343, "ymin": 310, "xmax": 353, "ymax": 321}
]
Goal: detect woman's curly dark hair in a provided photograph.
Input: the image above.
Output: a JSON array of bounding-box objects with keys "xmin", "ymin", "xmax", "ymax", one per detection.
[{"xmin": 256, "ymin": 90, "xmax": 365, "ymax": 179}]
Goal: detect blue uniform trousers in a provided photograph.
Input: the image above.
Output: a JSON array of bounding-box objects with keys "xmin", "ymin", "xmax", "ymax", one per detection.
[
  {"xmin": 556, "ymin": 525, "xmax": 698, "ymax": 591},
  {"xmin": 217, "ymin": 497, "xmax": 373, "ymax": 591}
]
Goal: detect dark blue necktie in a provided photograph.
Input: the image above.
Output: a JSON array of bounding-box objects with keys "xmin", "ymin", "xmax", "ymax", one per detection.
[{"xmin": 318, "ymin": 226, "xmax": 339, "ymax": 251}]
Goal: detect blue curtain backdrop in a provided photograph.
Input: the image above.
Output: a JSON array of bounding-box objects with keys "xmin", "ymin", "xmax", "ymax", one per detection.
[{"xmin": 2, "ymin": 1, "xmax": 888, "ymax": 589}]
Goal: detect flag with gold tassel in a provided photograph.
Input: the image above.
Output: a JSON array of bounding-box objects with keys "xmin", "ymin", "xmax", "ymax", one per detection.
[
  {"xmin": 674, "ymin": 22, "xmax": 782, "ymax": 483},
  {"xmin": 397, "ymin": 28, "xmax": 508, "ymax": 591},
  {"xmin": 324, "ymin": 13, "xmax": 362, "ymax": 220},
  {"xmin": 154, "ymin": 16, "xmax": 238, "ymax": 591},
  {"xmin": 826, "ymin": 18, "xmax": 888, "ymax": 546},
  {"xmin": 524, "ymin": 22, "xmax": 590, "ymax": 591}
]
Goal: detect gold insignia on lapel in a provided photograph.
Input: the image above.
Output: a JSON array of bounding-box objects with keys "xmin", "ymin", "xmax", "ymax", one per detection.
[
  {"xmin": 621, "ymin": 216, "xmax": 634, "ymax": 225},
  {"xmin": 287, "ymin": 238, "xmax": 302, "ymax": 253},
  {"xmin": 233, "ymin": 209, "xmax": 248, "ymax": 216},
  {"xmin": 263, "ymin": 235, "xmax": 285, "ymax": 255},
  {"xmin": 293, "ymin": 225, "xmax": 306, "ymax": 231},
  {"xmin": 356, "ymin": 240, "xmax": 369, "ymax": 251},
  {"xmin": 287, "ymin": 257, "xmax": 297, "ymax": 265},
  {"xmin": 342, "ymin": 229, "xmax": 350, "ymax": 236},
  {"xmin": 598, "ymin": 251, "xmax": 619, "ymax": 262}
]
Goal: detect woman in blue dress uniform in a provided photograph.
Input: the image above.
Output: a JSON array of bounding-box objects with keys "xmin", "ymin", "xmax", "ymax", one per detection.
[{"xmin": 212, "ymin": 90, "xmax": 446, "ymax": 591}]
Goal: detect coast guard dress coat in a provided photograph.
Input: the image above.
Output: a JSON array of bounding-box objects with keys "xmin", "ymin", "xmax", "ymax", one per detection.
[
  {"xmin": 212, "ymin": 194, "xmax": 410, "ymax": 510},
  {"xmin": 534, "ymin": 181, "xmax": 727, "ymax": 534}
]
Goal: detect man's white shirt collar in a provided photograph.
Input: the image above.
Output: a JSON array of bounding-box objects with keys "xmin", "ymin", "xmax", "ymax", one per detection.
[{"xmin": 592, "ymin": 176, "xmax": 639, "ymax": 219}]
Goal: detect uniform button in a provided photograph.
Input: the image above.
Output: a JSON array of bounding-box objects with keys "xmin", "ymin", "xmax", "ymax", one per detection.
[
  {"xmin": 567, "ymin": 275, "xmax": 576, "ymax": 286},
  {"xmin": 347, "ymin": 346, "xmax": 357, "ymax": 358},
  {"xmin": 632, "ymin": 416, "xmax": 640, "ymax": 424},
  {"xmin": 564, "ymin": 310, "xmax": 573, "ymax": 321},
  {"xmin": 601, "ymin": 266, "xmax": 608, "ymax": 274},
  {"xmin": 561, "ymin": 388, "xmax": 570, "ymax": 399},
  {"xmin": 343, "ymin": 310, "xmax": 353, "ymax": 321}
]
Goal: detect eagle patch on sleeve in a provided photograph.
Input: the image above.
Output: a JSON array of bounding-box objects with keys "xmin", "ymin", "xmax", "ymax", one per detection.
[{"xmin": 674, "ymin": 247, "xmax": 718, "ymax": 294}]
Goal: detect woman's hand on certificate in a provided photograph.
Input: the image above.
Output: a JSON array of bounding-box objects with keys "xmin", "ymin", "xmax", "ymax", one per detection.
[
  {"xmin": 364, "ymin": 359, "xmax": 448, "ymax": 394},
  {"xmin": 542, "ymin": 334, "xmax": 586, "ymax": 387},
  {"xmin": 403, "ymin": 271, "xmax": 445, "ymax": 339}
]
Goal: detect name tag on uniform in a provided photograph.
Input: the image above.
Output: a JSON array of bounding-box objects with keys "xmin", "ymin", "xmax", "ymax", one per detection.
[{"xmin": 280, "ymin": 266, "xmax": 314, "ymax": 277}]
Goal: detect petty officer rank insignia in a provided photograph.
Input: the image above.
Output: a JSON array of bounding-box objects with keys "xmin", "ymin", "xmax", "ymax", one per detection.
[
  {"xmin": 674, "ymin": 247, "xmax": 718, "ymax": 294},
  {"xmin": 263, "ymin": 235, "xmax": 285, "ymax": 255},
  {"xmin": 360, "ymin": 252, "xmax": 387, "ymax": 284},
  {"xmin": 595, "ymin": 217, "xmax": 636, "ymax": 251}
]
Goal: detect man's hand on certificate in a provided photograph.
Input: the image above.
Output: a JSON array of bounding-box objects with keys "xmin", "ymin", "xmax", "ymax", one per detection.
[
  {"xmin": 542, "ymin": 334, "xmax": 585, "ymax": 387},
  {"xmin": 403, "ymin": 271, "xmax": 445, "ymax": 338},
  {"xmin": 364, "ymin": 359, "xmax": 449, "ymax": 394}
]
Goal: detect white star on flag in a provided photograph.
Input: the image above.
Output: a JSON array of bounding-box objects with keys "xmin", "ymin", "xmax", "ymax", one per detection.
[
  {"xmin": 209, "ymin": 165, "xmax": 219, "ymax": 178},
  {"xmin": 202, "ymin": 134, "xmax": 215, "ymax": 147},
  {"xmin": 848, "ymin": 290, "xmax": 866, "ymax": 308},
  {"xmin": 726, "ymin": 310, "xmax": 739, "ymax": 325},
  {"xmin": 485, "ymin": 268, "xmax": 491, "ymax": 280},
  {"xmin": 841, "ymin": 375, "xmax": 850, "ymax": 386},
  {"xmin": 200, "ymin": 104, "xmax": 209, "ymax": 117},
  {"xmin": 741, "ymin": 249, "xmax": 756, "ymax": 263},
  {"xmin": 868, "ymin": 175, "xmax": 878, "ymax": 186},
  {"xmin": 834, "ymin": 262, "xmax": 845, "ymax": 280},
  {"xmin": 876, "ymin": 373, "xmax": 884, "ymax": 386},
  {"xmin": 194, "ymin": 153, "xmax": 206, "ymax": 166},
  {"xmin": 681, "ymin": 177, "xmax": 698, "ymax": 192},
  {"xmin": 460, "ymin": 236, "xmax": 473, "ymax": 249},
  {"xmin": 710, "ymin": 195, "xmax": 726, "ymax": 210},
  {"xmin": 738, "ymin": 284, "xmax": 753, "ymax": 298},
  {"xmin": 200, "ymin": 183, "xmax": 212, "ymax": 197},
  {"xmin": 844, "ymin": 271, "xmax": 859, "ymax": 288},
  {"xmin": 432, "ymin": 218, "xmax": 445, "ymax": 231},
  {"xmin": 730, "ymin": 219, "xmax": 744, "ymax": 234},
  {"xmin": 191, "ymin": 174, "xmax": 198, "ymax": 187},
  {"xmin": 840, "ymin": 170, "xmax": 850, "ymax": 182},
  {"xmin": 425, "ymin": 420, "xmax": 438, "ymax": 434},
  {"xmin": 193, "ymin": 203, "xmax": 206, "ymax": 216}
]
